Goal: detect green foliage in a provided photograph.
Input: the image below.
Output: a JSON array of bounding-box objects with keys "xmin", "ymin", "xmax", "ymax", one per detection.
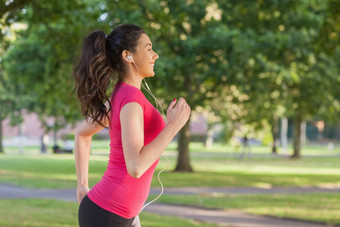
[
  {"xmin": 61, "ymin": 133, "xmax": 75, "ymax": 141},
  {"xmin": 207, "ymin": 0, "xmax": 340, "ymax": 156},
  {"xmin": 1, "ymin": 0, "xmax": 108, "ymax": 133},
  {"xmin": 218, "ymin": 0, "xmax": 339, "ymax": 120},
  {"xmin": 91, "ymin": 132, "xmax": 110, "ymax": 140},
  {"xmin": 139, "ymin": 1, "xmax": 233, "ymax": 109},
  {"xmin": 261, "ymin": 130, "xmax": 274, "ymax": 146},
  {"xmin": 1, "ymin": 0, "xmax": 339, "ymax": 159}
]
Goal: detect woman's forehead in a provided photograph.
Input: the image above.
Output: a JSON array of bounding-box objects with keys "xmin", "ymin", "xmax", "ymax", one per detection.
[{"xmin": 138, "ymin": 33, "xmax": 152, "ymax": 46}]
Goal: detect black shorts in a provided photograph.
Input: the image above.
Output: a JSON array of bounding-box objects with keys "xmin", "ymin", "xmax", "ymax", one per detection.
[{"xmin": 78, "ymin": 195, "xmax": 136, "ymax": 227}]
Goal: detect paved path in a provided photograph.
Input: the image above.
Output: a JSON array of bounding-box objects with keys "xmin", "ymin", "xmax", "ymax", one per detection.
[
  {"xmin": 2, "ymin": 184, "xmax": 340, "ymax": 201},
  {"xmin": 1, "ymin": 184, "xmax": 339, "ymax": 227},
  {"xmin": 150, "ymin": 186, "xmax": 340, "ymax": 195},
  {"xmin": 143, "ymin": 204, "xmax": 329, "ymax": 227},
  {"xmin": 0, "ymin": 184, "xmax": 76, "ymax": 201}
]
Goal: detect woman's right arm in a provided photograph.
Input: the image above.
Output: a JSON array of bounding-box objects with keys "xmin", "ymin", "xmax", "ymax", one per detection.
[{"xmin": 120, "ymin": 97, "xmax": 190, "ymax": 178}]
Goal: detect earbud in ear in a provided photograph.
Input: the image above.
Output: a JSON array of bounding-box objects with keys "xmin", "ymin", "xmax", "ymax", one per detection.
[{"xmin": 127, "ymin": 56, "xmax": 132, "ymax": 61}]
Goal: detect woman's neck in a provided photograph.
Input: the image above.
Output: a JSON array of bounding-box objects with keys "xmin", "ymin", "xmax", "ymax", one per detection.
[
  {"xmin": 119, "ymin": 66, "xmax": 143, "ymax": 89},
  {"xmin": 120, "ymin": 77, "xmax": 142, "ymax": 90}
]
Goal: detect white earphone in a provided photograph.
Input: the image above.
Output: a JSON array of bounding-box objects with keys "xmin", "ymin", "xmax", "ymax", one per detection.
[{"xmin": 127, "ymin": 55, "xmax": 133, "ymax": 62}]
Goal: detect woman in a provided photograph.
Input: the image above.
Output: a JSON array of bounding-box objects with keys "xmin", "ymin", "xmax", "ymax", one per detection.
[{"xmin": 72, "ymin": 24, "xmax": 190, "ymax": 227}]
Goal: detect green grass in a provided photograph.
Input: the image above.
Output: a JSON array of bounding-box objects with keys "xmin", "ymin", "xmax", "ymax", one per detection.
[
  {"xmin": 0, "ymin": 155, "xmax": 105, "ymax": 188},
  {"xmin": 4, "ymin": 141, "xmax": 340, "ymax": 156},
  {"xmin": 1, "ymin": 142, "xmax": 340, "ymax": 225},
  {"xmin": 173, "ymin": 141, "xmax": 340, "ymax": 155},
  {"xmin": 0, "ymin": 199, "xmax": 220, "ymax": 227},
  {"xmin": 1, "ymin": 150, "xmax": 340, "ymax": 189},
  {"xmin": 156, "ymin": 193, "xmax": 340, "ymax": 225},
  {"xmin": 140, "ymin": 212, "xmax": 221, "ymax": 227},
  {"xmin": 0, "ymin": 199, "xmax": 78, "ymax": 227}
]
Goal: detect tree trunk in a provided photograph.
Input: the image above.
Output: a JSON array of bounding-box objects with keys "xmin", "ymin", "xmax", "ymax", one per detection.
[
  {"xmin": 53, "ymin": 126, "xmax": 58, "ymax": 146},
  {"xmin": 300, "ymin": 121, "xmax": 306, "ymax": 147},
  {"xmin": 291, "ymin": 116, "xmax": 302, "ymax": 159},
  {"xmin": 271, "ymin": 115, "xmax": 279, "ymax": 154},
  {"xmin": 204, "ymin": 124, "xmax": 214, "ymax": 149},
  {"xmin": 281, "ymin": 117, "xmax": 288, "ymax": 154},
  {"xmin": 19, "ymin": 123, "xmax": 24, "ymax": 154},
  {"xmin": 0, "ymin": 118, "xmax": 3, "ymax": 153},
  {"xmin": 174, "ymin": 117, "xmax": 193, "ymax": 172},
  {"xmin": 41, "ymin": 134, "xmax": 49, "ymax": 153}
]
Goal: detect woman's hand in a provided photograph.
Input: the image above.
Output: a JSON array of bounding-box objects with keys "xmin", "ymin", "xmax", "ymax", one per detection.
[
  {"xmin": 77, "ymin": 185, "xmax": 90, "ymax": 204},
  {"xmin": 166, "ymin": 97, "xmax": 191, "ymax": 131}
]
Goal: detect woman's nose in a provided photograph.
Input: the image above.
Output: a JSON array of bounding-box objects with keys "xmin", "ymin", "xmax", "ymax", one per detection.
[{"xmin": 153, "ymin": 51, "xmax": 159, "ymax": 60}]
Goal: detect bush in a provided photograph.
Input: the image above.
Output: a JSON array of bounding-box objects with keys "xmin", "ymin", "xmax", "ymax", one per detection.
[
  {"xmin": 92, "ymin": 133, "xmax": 110, "ymax": 140},
  {"xmin": 61, "ymin": 133, "xmax": 74, "ymax": 141}
]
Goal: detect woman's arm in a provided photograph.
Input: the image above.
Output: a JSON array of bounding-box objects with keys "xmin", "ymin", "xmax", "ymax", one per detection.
[
  {"xmin": 120, "ymin": 97, "xmax": 190, "ymax": 178},
  {"xmin": 74, "ymin": 103, "xmax": 110, "ymax": 203}
]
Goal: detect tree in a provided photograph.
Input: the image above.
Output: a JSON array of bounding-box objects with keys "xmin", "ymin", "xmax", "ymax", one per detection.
[
  {"xmin": 2, "ymin": 0, "xmax": 108, "ymax": 146},
  {"xmin": 0, "ymin": 11, "xmax": 31, "ymax": 153},
  {"xmin": 3, "ymin": 0, "xmax": 338, "ymax": 162},
  {"xmin": 136, "ymin": 0, "xmax": 240, "ymax": 171},
  {"xmin": 215, "ymin": 0, "xmax": 340, "ymax": 158},
  {"xmin": 106, "ymin": 0, "xmax": 339, "ymax": 164},
  {"xmin": 0, "ymin": 77, "xmax": 24, "ymax": 153}
]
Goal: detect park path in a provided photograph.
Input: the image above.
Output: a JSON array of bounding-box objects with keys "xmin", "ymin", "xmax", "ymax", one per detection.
[{"xmin": 0, "ymin": 183, "xmax": 339, "ymax": 227}]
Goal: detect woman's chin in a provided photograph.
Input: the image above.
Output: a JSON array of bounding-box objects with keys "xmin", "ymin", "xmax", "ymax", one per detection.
[
  {"xmin": 142, "ymin": 71, "xmax": 155, "ymax": 78},
  {"xmin": 148, "ymin": 72, "xmax": 155, "ymax": 77}
]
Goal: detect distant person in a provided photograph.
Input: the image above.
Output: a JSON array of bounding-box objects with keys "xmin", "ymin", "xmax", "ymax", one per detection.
[
  {"xmin": 72, "ymin": 24, "xmax": 190, "ymax": 227},
  {"xmin": 240, "ymin": 136, "xmax": 252, "ymax": 159}
]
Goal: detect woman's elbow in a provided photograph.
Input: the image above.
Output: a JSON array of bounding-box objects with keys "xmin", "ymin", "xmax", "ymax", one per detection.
[
  {"xmin": 127, "ymin": 166, "xmax": 143, "ymax": 179},
  {"xmin": 75, "ymin": 128, "xmax": 88, "ymax": 138}
]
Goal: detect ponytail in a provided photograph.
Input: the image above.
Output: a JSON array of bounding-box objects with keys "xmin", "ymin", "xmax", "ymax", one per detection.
[
  {"xmin": 71, "ymin": 24, "xmax": 145, "ymax": 127},
  {"xmin": 72, "ymin": 30, "xmax": 113, "ymax": 127}
]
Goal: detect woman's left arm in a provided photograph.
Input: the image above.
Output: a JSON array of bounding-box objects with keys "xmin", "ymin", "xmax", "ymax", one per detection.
[{"xmin": 74, "ymin": 102, "xmax": 110, "ymax": 203}]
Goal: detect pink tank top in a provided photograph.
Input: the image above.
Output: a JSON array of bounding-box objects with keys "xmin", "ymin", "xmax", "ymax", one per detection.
[{"xmin": 87, "ymin": 82, "xmax": 166, "ymax": 218}]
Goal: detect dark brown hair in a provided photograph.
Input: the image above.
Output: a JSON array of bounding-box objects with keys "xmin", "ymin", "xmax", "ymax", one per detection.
[{"xmin": 72, "ymin": 24, "xmax": 145, "ymax": 126}]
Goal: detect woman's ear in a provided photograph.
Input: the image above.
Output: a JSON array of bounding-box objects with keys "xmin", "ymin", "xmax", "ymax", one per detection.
[{"xmin": 122, "ymin": 50, "xmax": 131, "ymax": 63}]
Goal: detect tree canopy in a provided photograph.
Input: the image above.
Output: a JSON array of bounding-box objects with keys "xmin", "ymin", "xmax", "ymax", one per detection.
[{"xmin": 1, "ymin": 0, "xmax": 339, "ymax": 161}]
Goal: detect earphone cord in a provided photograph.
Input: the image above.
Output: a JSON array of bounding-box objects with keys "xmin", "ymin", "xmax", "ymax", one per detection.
[
  {"xmin": 130, "ymin": 59, "xmax": 170, "ymax": 212},
  {"xmin": 139, "ymin": 152, "xmax": 170, "ymax": 213},
  {"xmin": 141, "ymin": 80, "xmax": 167, "ymax": 123}
]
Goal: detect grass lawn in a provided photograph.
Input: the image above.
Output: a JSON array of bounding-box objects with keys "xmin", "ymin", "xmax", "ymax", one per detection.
[
  {"xmin": 1, "ymin": 146, "xmax": 340, "ymax": 189},
  {"xmin": 156, "ymin": 193, "xmax": 340, "ymax": 225},
  {"xmin": 1, "ymin": 141, "xmax": 340, "ymax": 225},
  {"xmin": 4, "ymin": 140, "xmax": 340, "ymax": 156},
  {"xmin": 0, "ymin": 199, "xmax": 220, "ymax": 227}
]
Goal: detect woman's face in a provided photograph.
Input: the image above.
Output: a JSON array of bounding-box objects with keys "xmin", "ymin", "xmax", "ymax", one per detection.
[{"xmin": 130, "ymin": 33, "xmax": 159, "ymax": 78}]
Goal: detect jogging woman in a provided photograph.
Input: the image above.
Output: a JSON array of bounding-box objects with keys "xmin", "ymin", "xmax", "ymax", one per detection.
[{"xmin": 72, "ymin": 24, "xmax": 190, "ymax": 227}]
